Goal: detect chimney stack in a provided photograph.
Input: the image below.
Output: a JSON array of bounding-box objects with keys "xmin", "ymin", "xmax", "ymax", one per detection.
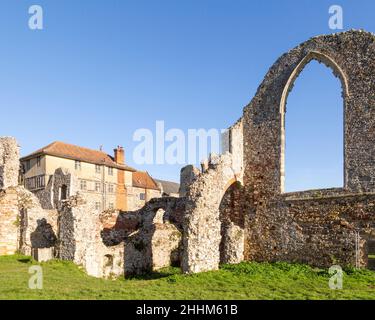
[{"xmin": 114, "ymin": 146, "xmax": 125, "ymax": 165}]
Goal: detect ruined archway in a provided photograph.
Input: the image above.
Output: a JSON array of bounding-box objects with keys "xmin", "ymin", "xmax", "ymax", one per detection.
[
  {"xmin": 242, "ymin": 31, "xmax": 375, "ymax": 200},
  {"xmin": 281, "ymin": 54, "xmax": 346, "ymax": 192},
  {"xmin": 182, "ymin": 153, "xmax": 243, "ymax": 273},
  {"xmin": 219, "ymin": 181, "xmax": 245, "ymax": 264},
  {"xmin": 242, "ymin": 30, "xmax": 375, "ymax": 266}
]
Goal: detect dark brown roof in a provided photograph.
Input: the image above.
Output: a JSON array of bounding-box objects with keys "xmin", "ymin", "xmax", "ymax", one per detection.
[
  {"xmin": 132, "ymin": 171, "xmax": 160, "ymax": 191},
  {"xmin": 155, "ymin": 179, "xmax": 180, "ymax": 195},
  {"xmin": 20, "ymin": 141, "xmax": 136, "ymax": 171}
]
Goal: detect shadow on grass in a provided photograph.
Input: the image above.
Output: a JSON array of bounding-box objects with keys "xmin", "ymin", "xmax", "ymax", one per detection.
[
  {"xmin": 125, "ymin": 267, "xmax": 181, "ymax": 281},
  {"xmin": 17, "ymin": 258, "xmax": 32, "ymax": 264}
]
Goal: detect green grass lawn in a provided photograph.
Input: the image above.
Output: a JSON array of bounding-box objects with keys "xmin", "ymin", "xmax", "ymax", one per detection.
[{"xmin": 1, "ymin": 254, "xmax": 375, "ymax": 300}]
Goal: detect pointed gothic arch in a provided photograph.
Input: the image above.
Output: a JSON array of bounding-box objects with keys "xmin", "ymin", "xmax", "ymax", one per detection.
[{"xmin": 279, "ymin": 51, "xmax": 349, "ymax": 193}]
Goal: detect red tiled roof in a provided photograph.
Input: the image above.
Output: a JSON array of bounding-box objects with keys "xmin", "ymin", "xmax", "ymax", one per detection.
[
  {"xmin": 132, "ymin": 171, "xmax": 160, "ymax": 190},
  {"xmin": 20, "ymin": 141, "xmax": 136, "ymax": 171}
]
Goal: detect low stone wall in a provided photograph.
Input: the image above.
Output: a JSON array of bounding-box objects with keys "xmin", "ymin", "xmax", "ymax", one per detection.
[
  {"xmin": 124, "ymin": 222, "xmax": 181, "ymax": 275},
  {"xmin": 101, "ymin": 197, "xmax": 185, "ymax": 276},
  {"xmin": 246, "ymin": 190, "xmax": 375, "ymax": 268},
  {"xmin": 58, "ymin": 193, "xmax": 137, "ymax": 278},
  {"xmin": 32, "ymin": 247, "xmax": 54, "ymax": 262},
  {"xmin": 17, "ymin": 187, "xmax": 58, "ymax": 256},
  {"xmin": 0, "ymin": 184, "xmax": 57, "ymax": 257},
  {"xmin": 0, "ymin": 187, "xmax": 58, "ymax": 257}
]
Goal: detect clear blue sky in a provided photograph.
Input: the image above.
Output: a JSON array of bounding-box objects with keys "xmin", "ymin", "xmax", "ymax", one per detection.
[{"xmin": 1, "ymin": 0, "xmax": 374, "ymax": 189}]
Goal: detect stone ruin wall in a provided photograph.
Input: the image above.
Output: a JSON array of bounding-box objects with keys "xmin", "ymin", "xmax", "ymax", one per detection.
[
  {"xmin": 182, "ymin": 118, "xmax": 244, "ymax": 273},
  {"xmin": 0, "ymin": 188, "xmax": 19, "ymax": 255},
  {"xmin": 3, "ymin": 30, "xmax": 375, "ymax": 278},
  {"xmin": 56, "ymin": 191, "xmax": 185, "ymax": 278},
  {"xmin": 58, "ymin": 193, "xmax": 124, "ymax": 278},
  {"xmin": 101, "ymin": 197, "xmax": 185, "ymax": 276},
  {"xmin": 242, "ymin": 30, "xmax": 375, "ymax": 268},
  {"xmin": 0, "ymin": 138, "xmax": 22, "ymax": 255},
  {"xmin": 0, "ymin": 137, "xmax": 19, "ymax": 190},
  {"xmin": 0, "ymin": 138, "xmax": 58, "ymax": 257},
  {"xmin": 0, "ymin": 136, "xmax": 186, "ymax": 278},
  {"xmin": 33, "ymin": 167, "xmax": 79, "ymax": 210},
  {"xmin": 221, "ymin": 118, "xmax": 244, "ymax": 174},
  {"xmin": 219, "ymin": 181, "xmax": 245, "ymax": 265},
  {"xmin": 17, "ymin": 187, "xmax": 58, "ymax": 256},
  {"xmin": 246, "ymin": 190, "xmax": 373, "ymax": 268},
  {"xmin": 180, "ymin": 30, "xmax": 375, "ymax": 274}
]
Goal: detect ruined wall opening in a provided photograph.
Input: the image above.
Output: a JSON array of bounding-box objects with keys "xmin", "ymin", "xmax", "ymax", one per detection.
[
  {"xmin": 30, "ymin": 218, "xmax": 57, "ymax": 249},
  {"xmin": 60, "ymin": 185, "xmax": 68, "ymax": 201},
  {"xmin": 281, "ymin": 54, "xmax": 346, "ymax": 193},
  {"xmin": 219, "ymin": 181, "xmax": 244, "ymax": 264},
  {"xmin": 153, "ymin": 208, "xmax": 166, "ymax": 224}
]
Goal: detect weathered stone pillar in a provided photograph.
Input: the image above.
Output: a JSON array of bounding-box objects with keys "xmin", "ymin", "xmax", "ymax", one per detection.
[
  {"xmin": 0, "ymin": 137, "xmax": 20, "ymax": 255},
  {"xmin": 0, "ymin": 189, "xmax": 19, "ymax": 255},
  {"xmin": 0, "ymin": 137, "xmax": 19, "ymax": 190},
  {"xmin": 182, "ymin": 154, "xmax": 242, "ymax": 273},
  {"xmin": 58, "ymin": 194, "xmax": 102, "ymax": 276},
  {"xmin": 179, "ymin": 165, "xmax": 200, "ymax": 198}
]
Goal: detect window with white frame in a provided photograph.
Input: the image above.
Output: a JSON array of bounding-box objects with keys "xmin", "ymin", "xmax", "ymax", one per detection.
[
  {"xmin": 95, "ymin": 182, "xmax": 101, "ymax": 192},
  {"xmin": 108, "ymin": 167, "xmax": 113, "ymax": 176},
  {"xmin": 95, "ymin": 165, "xmax": 101, "ymax": 174},
  {"xmin": 108, "ymin": 184, "xmax": 114, "ymax": 193},
  {"xmin": 95, "ymin": 202, "xmax": 101, "ymax": 211},
  {"xmin": 140, "ymin": 193, "xmax": 146, "ymax": 201},
  {"xmin": 80, "ymin": 180, "xmax": 87, "ymax": 191}
]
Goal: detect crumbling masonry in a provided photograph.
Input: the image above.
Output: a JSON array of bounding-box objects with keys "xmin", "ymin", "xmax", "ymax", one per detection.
[
  {"xmin": 182, "ymin": 30, "xmax": 375, "ymax": 273},
  {"xmin": 2, "ymin": 30, "xmax": 375, "ymax": 277}
]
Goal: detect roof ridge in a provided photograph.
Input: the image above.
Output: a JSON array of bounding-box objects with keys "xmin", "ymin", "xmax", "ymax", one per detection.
[
  {"xmin": 52, "ymin": 141, "xmax": 109, "ymax": 155},
  {"xmin": 146, "ymin": 171, "xmax": 159, "ymax": 188},
  {"xmin": 43, "ymin": 141, "xmax": 59, "ymax": 150},
  {"xmin": 155, "ymin": 178, "xmax": 179, "ymax": 184},
  {"xmin": 20, "ymin": 141, "xmax": 137, "ymax": 172},
  {"xmin": 132, "ymin": 171, "xmax": 161, "ymax": 190}
]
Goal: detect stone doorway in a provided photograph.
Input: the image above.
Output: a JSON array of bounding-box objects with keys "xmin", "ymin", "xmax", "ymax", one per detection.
[
  {"xmin": 219, "ymin": 181, "xmax": 244, "ymax": 264},
  {"xmin": 60, "ymin": 185, "xmax": 68, "ymax": 200}
]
